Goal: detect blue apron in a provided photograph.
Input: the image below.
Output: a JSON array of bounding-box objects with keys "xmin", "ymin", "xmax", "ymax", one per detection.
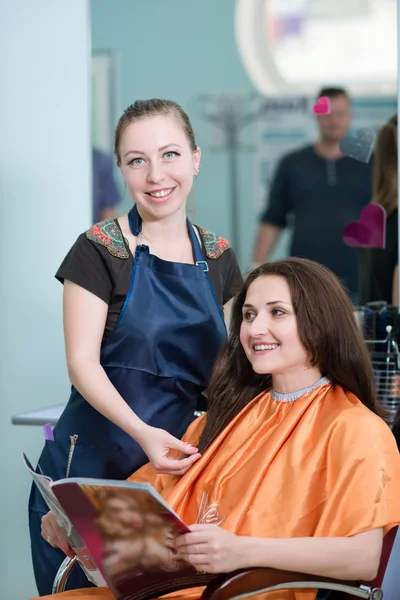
[{"xmin": 29, "ymin": 205, "xmax": 227, "ymax": 594}]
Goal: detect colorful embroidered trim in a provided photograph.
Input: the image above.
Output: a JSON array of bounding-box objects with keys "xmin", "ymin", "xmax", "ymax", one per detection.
[
  {"xmin": 197, "ymin": 226, "xmax": 231, "ymax": 259},
  {"xmin": 86, "ymin": 220, "xmax": 129, "ymax": 259}
]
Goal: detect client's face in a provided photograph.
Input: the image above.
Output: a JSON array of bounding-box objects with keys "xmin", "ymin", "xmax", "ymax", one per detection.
[{"xmin": 239, "ymin": 275, "xmax": 309, "ymax": 377}]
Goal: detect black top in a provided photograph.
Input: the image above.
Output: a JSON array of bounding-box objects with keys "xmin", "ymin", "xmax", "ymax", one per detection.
[
  {"xmin": 56, "ymin": 219, "xmax": 243, "ymax": 340},
  {"xmin": 358, "ymin": 209, "xmax": 398, "ymax": 305},
  {"xmin": 261, "ymin": 145, "xmax": 373, "ymax": 293}
]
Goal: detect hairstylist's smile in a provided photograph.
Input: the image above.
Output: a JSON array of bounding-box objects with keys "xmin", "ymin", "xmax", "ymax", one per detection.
[{"xmin": 146, "ymin": 187, "xmax": 176, "ymax": 201}]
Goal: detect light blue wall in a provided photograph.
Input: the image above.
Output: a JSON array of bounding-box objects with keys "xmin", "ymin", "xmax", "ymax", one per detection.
[
  {"xmin": 0, "ymin": 2, "xmax": 91, "ymax": 598},
  {"xmin": 90, "ymin": 0, "xmax": 259, "ymax": 268}
]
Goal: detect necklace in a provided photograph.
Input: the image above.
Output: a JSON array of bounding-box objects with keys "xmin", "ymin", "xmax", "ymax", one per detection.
[{"xmin": 138, "ymin": 230, "xmax": 191, "ymax": 264}]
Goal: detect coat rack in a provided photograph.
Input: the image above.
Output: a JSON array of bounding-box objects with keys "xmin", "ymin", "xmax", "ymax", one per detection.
[{"xmin": 191, "ymin": 93, "xmax": 268, "ymax": 258}]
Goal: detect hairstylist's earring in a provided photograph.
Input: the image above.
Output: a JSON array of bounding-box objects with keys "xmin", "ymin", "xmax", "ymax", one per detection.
[{"xmin": 194, "ymin": 163, "xmax": 201, "ymax": 179}]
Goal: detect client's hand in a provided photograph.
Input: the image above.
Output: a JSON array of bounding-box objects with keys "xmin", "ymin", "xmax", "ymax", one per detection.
[
  {"xmin": 175, "ymin": 524, "xmax": 241, "ymax": 573},
  {"xmin": 137, "ymin": 425, "xmax": 201, "ymax": 475},
  {"xmin": 41, "ymin": 511, "xmax": 74, "ymax": 558}
]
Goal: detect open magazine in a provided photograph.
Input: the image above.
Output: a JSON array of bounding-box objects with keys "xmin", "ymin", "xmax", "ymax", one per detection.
[
  {"xmin": 24, "ymin": 454, "xmax": 214, "ymax": 600},
  {"xmin": 23, "ymin": 454, "xmax": 106, "ymax": 587}
]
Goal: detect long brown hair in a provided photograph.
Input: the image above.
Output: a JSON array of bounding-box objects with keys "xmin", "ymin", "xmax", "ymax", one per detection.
[
  {"xmin": 372, "ymin": 115, "xmax": 398, "ymax": 216},
  {"xmin": 198, "ymin": 258, "xmax": 379, "ymax": 452}
]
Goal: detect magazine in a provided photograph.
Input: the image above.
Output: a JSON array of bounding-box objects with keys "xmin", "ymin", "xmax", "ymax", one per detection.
[
  {"xmin": 24, "ymin": 455, "xmax": 214, "ymax": 600},
  {"xmin": 23, "ymin": 454, "xmax": 106, "ymax": 587}
]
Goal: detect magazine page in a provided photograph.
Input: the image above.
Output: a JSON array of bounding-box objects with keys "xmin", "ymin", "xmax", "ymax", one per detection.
[
  {"xmin": 23, "ymin": 454, "xmax": 106, "ymax": 587},
  {"xmin": 51, "ymin": 478, "xmax": 215, "ymax": 600}
]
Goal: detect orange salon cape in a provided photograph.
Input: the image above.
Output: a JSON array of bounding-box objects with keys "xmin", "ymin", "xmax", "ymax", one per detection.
[{"xmin": 32, "ymin": 382, "xmax": 400, "ymax": 600}]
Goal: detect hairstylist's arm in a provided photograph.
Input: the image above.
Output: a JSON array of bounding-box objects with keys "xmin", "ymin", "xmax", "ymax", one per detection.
[
  {"xmin": 251, "ymin": 223, "xmax": 281, "ymax": 266},
  {"xmin": 63, "ymin": 280, "xmax": 200, "ymax": 474}
]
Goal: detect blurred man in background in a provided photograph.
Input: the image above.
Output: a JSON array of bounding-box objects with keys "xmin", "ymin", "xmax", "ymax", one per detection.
[
  {"xmin": 251, "ymin": 87, "xmax": 373, "ymax": 298},
  {"xmin": 92, "ymin": 147, "xmax": 121, "ymax": 223}
]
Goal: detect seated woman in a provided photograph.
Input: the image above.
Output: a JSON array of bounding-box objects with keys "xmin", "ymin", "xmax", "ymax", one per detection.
[{"xmin": 35, "ymin": 258, "xmax": 400, "ymax": 600}]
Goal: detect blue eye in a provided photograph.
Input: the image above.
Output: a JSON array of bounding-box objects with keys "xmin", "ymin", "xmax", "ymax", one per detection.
[
  {"xmin": 129, "ymin": 157, "xmax": 145, "ymax": 166},
  {"xmin": 164, "ymin": 151, "xmax": 179, "ymax": 159}
]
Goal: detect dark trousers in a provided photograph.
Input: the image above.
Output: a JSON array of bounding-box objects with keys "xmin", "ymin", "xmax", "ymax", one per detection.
[{"xmin": 29, "ymin": 508, "xmax": 94, "ymax": 596}]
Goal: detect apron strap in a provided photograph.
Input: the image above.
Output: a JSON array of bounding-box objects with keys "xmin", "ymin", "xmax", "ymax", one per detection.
[
  {"xmin": 128, "ymin": 205, "xmax": 209, "ymax": 272},
  {"xmin": 188, "ymin": 220, "xmax": 209, "ymax": 272},
  {"xmin": 128, "ymin": 205, "xmax": 142, "ymax": 237}
]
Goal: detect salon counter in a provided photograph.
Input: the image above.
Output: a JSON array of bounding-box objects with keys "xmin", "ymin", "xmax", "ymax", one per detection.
[{"xmin": 11, "ymin": 404, "xmax": 66, "ymax": 426}]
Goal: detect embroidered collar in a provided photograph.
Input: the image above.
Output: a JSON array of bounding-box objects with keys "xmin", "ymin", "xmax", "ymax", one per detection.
[
  {"xmin": 196, "ymin": 226, "xmax": 231, "ymax": 259},
  {"xmin": 86, "ymin": 219, "xmax": 129, "ymax": 259},
  {"xmin": 86, "ymin": 217, "xmax": 231, "ymax": 262},
  {"xmin": 271, "ymin": 377, "xmax": 331, "ymax": 402}
]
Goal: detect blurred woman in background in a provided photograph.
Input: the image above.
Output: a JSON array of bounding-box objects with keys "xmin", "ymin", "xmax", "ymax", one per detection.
[{"xmin": 358, "ymin": 114, "xmax": 398, "ymax": 305}]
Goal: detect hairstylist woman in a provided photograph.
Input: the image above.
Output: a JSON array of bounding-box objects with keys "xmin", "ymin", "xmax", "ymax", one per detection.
[{"xmin": 28, "ymin": 99, "xmax": 243, "ymax": 595}]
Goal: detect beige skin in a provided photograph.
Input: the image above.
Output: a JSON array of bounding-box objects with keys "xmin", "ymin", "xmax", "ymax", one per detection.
[
  {"xmin": 252, "ymin": 94, "xmax": 353, "ymax": 266},
  {"xmin": 42, "ymin": 114, "xmax": 233, "ymax": 552},
  {"xmin": 239, "ymin": 275, "xmax": 321, "ymax": 392},
  {"xmin": 176, "ymin": 275, "xmax": 383, "ymax": 580},
  {"xmin": 176, "ymin": 524, "xmax": 382, "ymax": 580},
  {"xmin": 41, "ymin": 512, "xmax": 74, "ymax": 558}
]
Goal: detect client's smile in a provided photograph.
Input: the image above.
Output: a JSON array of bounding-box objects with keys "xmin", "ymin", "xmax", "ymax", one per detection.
[{"xmin": 253, "ymin": 343, "xmax": 280, "ymax": 354}]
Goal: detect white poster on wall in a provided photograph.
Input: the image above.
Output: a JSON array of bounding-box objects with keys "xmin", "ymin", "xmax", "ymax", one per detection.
[{"xmin": 91, "ymin": 52, "xmax": 118, "ymax": 154}]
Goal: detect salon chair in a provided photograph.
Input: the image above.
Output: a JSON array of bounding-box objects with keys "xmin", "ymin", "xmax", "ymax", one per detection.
[{"xmin": 53, "ymin": 526, "xmax": 399, "ymax": 599}]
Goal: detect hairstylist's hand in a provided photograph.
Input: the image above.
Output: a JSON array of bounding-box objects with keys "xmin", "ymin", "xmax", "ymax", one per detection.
[
  {"xmin": 137, "ymin": 425, "xmax": 201, "ymax": 475},
  {"xmin": 41, "ymin": 511, "xmax": 74, "ymax": 558}
]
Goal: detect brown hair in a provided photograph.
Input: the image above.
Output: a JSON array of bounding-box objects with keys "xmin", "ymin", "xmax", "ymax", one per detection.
[
  {"xmin": 372, "ymin": 115, "xmax": 398, "ymax": 216},
  {"xmin": 114, "ymin": 99, "xmax": 197, "ymax": 166},
  {"xmin": 198, "ymin": 258, "xmax": 380, "ymax": 452}
]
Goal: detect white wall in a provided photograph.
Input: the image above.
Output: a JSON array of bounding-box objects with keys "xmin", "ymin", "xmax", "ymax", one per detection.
[{"xmin": 0, "ymin": 2, "xmax": 91, "ymax": 598}]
